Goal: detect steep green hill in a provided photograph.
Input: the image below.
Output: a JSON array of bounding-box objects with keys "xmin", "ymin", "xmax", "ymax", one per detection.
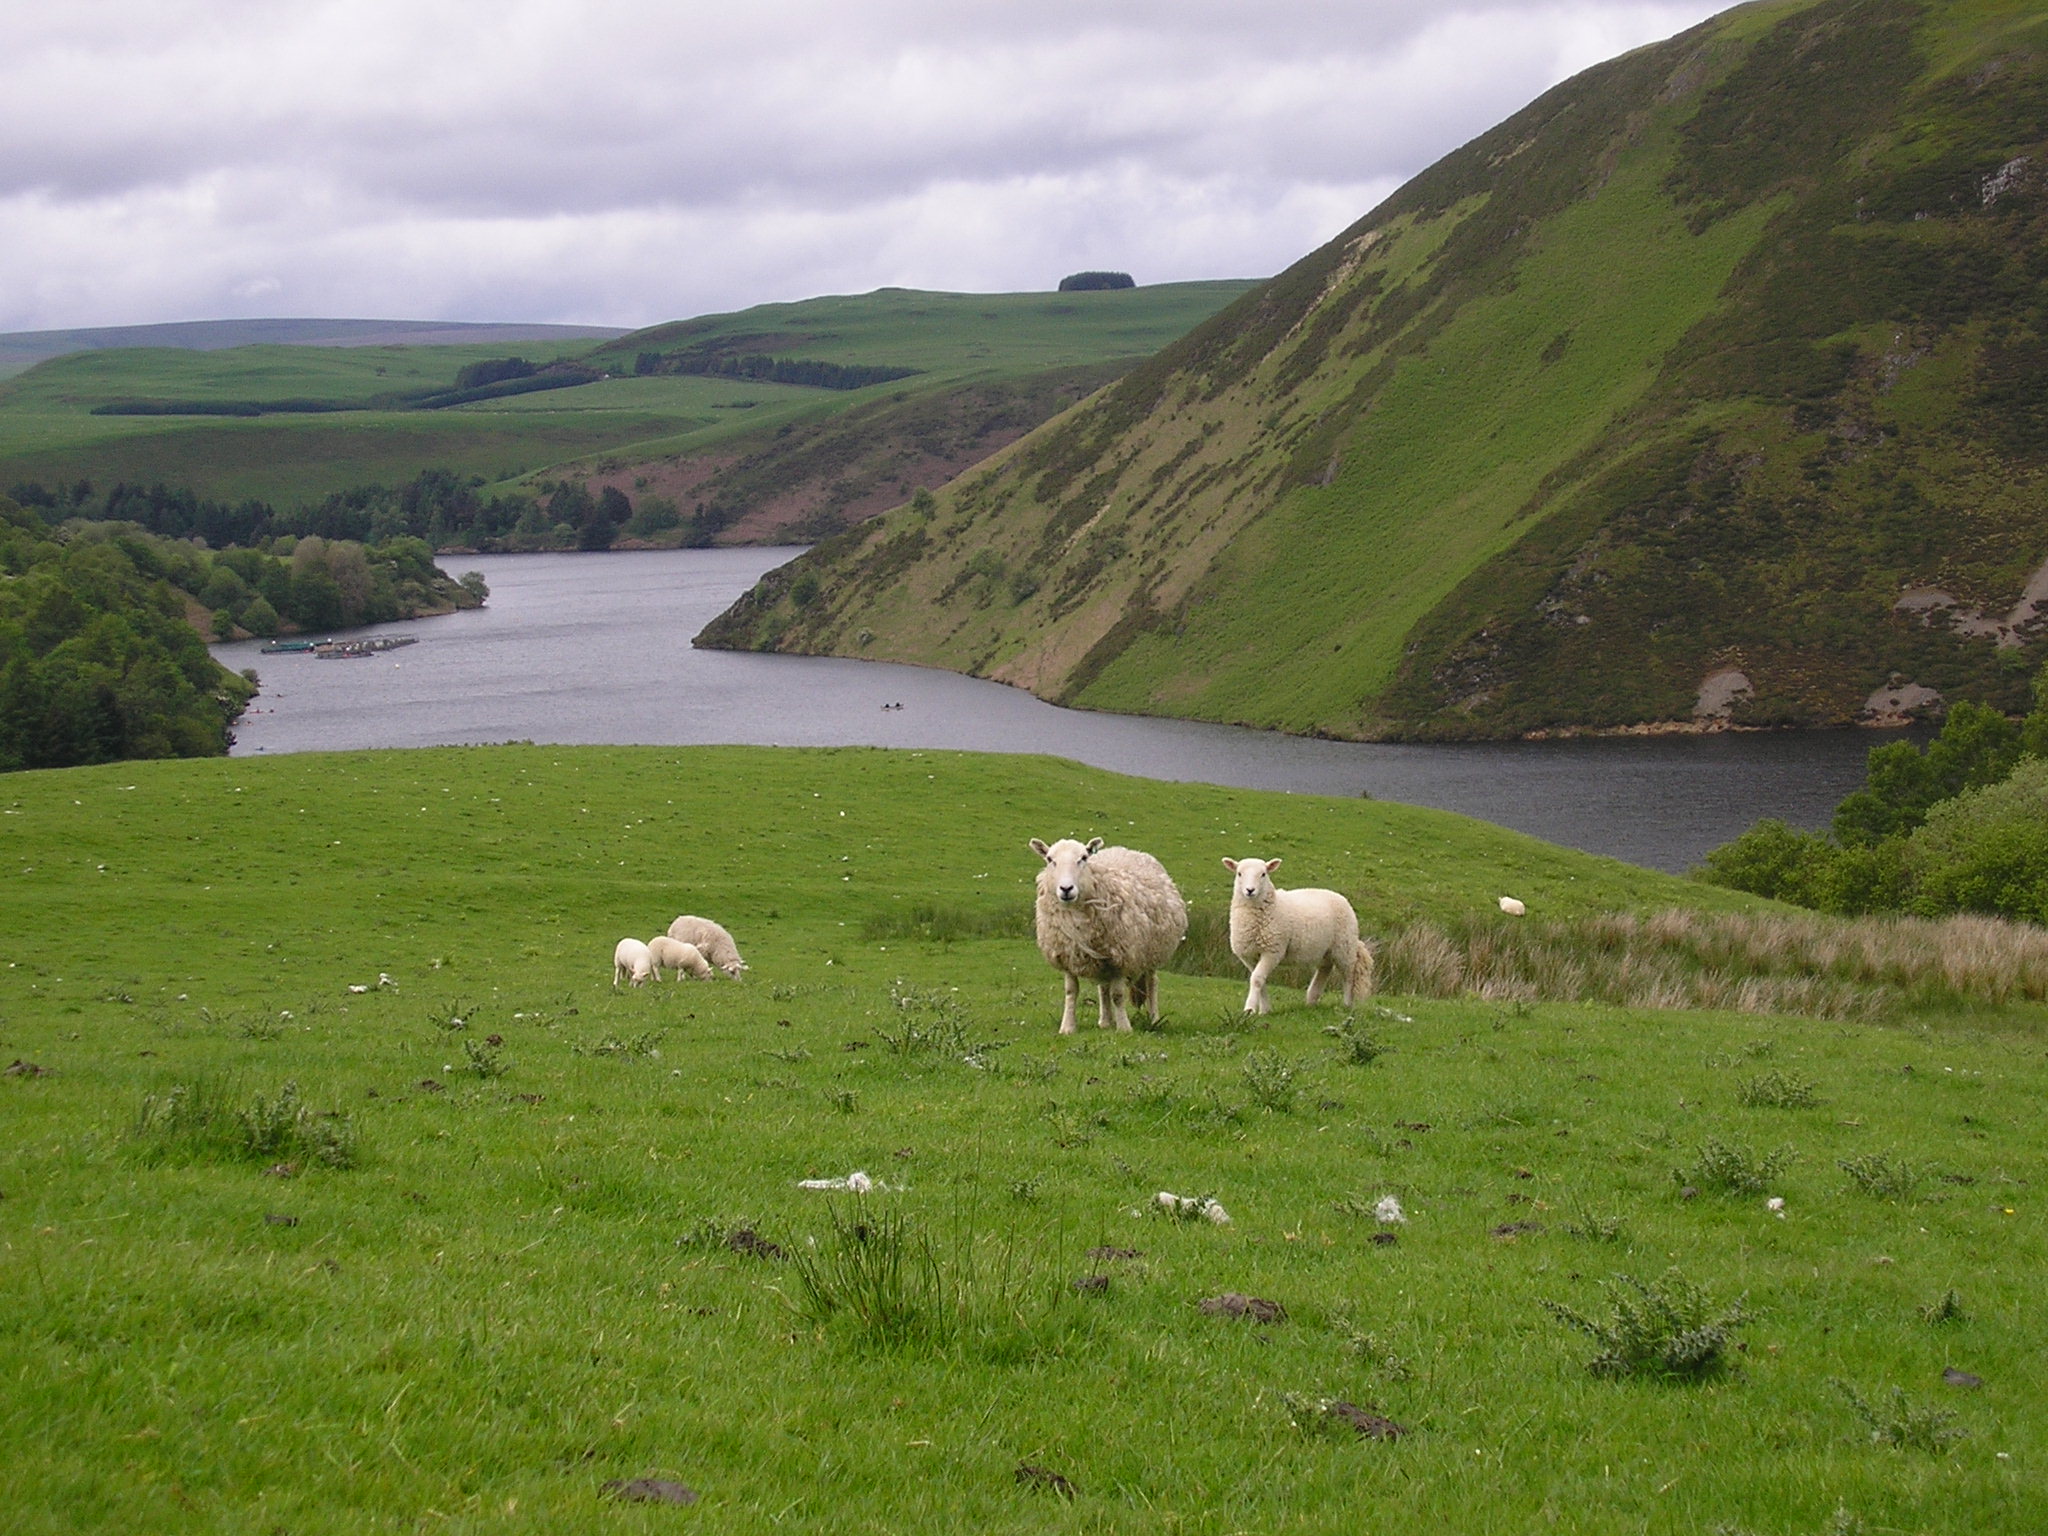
[
  {"xmin": 0, "ymin": 285, "xmax": 1252, "ymax": 529},
  {"xmin": 703, "ymin": 0, "xmax": 2048, "ymax": 738}
]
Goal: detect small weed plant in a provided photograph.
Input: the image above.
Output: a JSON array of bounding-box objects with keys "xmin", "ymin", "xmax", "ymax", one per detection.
[
  {"xmin": 1838, "ymin": 1151, "xmax": 1927, "ymax": 1201},
  {"xmin": 1920, "ymin": 1288, "xmax": 1966, "ymax": 1325},
  {"xmin": 1542, "ymin": 1269, "xmax": 1748, "ymax": 1380},
  {"xmin": 1831, "ymin": 1379, "xmax": 1966, "ymax": 1453},
  {"xmin": 1737, "ymin": 1068, "xmax": 1820, "ymax": 1108},
  {"xmin": 1680, "ymin": 1135, "xmax": 1795, "ymax": 1195},
  {"xmin": 132, "ymin": 1077, "xmax": 357, "ymax": 1169},
  {"xmin": 1241, "ymin": 1049, "xmax": 1299, "ymax": 1111},
  {"xmin": 1323, "ymin": 1016, "xmax": 1386, "ymax": 1065},
  {"xmin": 460, "ymin": 1038, "xmax": 507, "ymax": 1078}
]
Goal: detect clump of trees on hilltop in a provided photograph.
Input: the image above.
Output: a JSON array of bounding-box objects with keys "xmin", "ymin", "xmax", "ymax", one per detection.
[
  {"xmin": 1057, "ymin": 271, "xmax": 1135, "ymax": 291},
  {"xmin": 1701, "ymin": 667, "xmax": 2048, "ymax": 924},
  {"xmin": 0, "ymin": 498, "xmax": 255, "ymax": 770}
]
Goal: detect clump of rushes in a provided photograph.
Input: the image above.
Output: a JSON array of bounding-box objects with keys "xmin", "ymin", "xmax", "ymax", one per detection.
[
  {"xmin": 1678, "ymin": 1136, "xmax": 1795, "ymax": 1195},
  {"xmin": 1542, "ymin": 1269, "xmax": 1747, "ymax": 1380},
  {"xmin": 132, "ymin": 1077, "xmax": 357, "ymax": 1169}
]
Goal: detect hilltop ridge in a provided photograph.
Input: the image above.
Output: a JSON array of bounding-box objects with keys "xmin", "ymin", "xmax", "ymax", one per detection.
[{"xmin": 702, "ymin": 0, "xmax": 2048, "ymax": 740}]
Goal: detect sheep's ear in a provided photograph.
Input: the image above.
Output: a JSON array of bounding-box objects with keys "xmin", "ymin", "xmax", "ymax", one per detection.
[
  {"xmin": 1086, "ymin": 837, "xmax": 1104, "ymax": 854},
  {"xmin": 1222, "ymin": 858, "xmax": 1238, "ymax": 872},
  {"xmin": 1029, "ymin": 838, "xmax": 1050, "ymax": 858},
  {"xmin": 1267, "ymin": 858, "xmax": 1282, "ymax": 873}
]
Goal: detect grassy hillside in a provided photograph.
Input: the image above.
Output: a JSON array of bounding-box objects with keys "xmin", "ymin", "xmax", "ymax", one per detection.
[
  {"xmin": 0, "ymin": 285, "xmax": 1253, "ymax": 525},
  {"xmin": 2, "ymin": 746, "xmax": 2041, "ymax": 1532},
  {"xmin": 705, "ymin": 0, "xmax": 2048, "ymax": 737},
  {"xmin": 0, "ymin": 320, "xmax": 626, "ymax": 381}
]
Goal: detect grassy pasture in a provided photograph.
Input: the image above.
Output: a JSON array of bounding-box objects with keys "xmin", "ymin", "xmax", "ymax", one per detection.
[
  {"xmin": 1, "ymin": 746, "xmax": 2040, "ymax": 1533},
  {"xmin": 0, "ymin": 284, "xmax": 1256, "ymax": 507}
]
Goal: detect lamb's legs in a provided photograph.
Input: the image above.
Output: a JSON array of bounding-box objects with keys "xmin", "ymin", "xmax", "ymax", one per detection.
[
  {"xmin": 1242, "ymin": 954, "xmax": 1277, "ymax": 1015},
  {"xmin": 1305, "ymin": 961, "xmax": 1334, "ymax": 1006},
  {"xmin": 1097, "ymin": 978, "xmax": 1133, "ymax": 1031},
  {"xmin": 1058, "ymin": 972, "xmax": 1081, "ymax": 1035}
]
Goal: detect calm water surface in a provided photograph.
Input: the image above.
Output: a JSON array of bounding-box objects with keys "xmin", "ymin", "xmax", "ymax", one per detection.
[{"xmin": 214, "ymin": 548, "xmax": 1895, "ymax": 872}]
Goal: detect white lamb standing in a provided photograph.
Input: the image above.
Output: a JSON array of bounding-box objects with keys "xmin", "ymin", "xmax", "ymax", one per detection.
[
  {"xmin": 666, "ymin": 915, "xmax": 747, "ymax": 978},
  {"xmin": 612, "ymin": 937, "xmax": 655, "ymax": 988},
  {"xmin": 647, "ymin": 935, "xmax": 715, "ymax": 981},
  {"xmin": 1222, "ymin": 856, "xmax": 1374, "ymax": 1015},
  {"xmin": 1030, "ymin": 836, "xmax": 1187, "ymax": 1034}
]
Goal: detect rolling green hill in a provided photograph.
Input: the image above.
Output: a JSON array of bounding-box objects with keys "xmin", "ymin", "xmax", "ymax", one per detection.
[
  {"xmin": 702, "ymin": 0, "xmax": 2048, "ymax": 739},
  {"xmin": 0, "ymin": 285, "xmax": 1254, "ymax": 528}
]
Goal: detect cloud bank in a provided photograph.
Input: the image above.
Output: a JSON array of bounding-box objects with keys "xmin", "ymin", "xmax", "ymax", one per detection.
[{"xmin": 1, "ymin": 1, "xmax": 1728, "ymax": 331}]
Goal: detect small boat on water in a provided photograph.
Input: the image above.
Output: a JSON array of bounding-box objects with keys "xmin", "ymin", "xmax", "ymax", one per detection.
[{"xmin": 260, "ymin": 639, "xmax": 318, "ymax": 653}]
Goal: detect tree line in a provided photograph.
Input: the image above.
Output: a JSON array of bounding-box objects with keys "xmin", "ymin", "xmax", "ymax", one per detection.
[{"xmin": 10, "ymin": 470, "xmax": 736, "ymax": 555}]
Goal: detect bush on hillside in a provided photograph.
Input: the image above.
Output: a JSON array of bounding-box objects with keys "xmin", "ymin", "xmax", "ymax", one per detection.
[{"xmin": 1057, "ymin": 271, "xmax": 1136, "ymax": 292}]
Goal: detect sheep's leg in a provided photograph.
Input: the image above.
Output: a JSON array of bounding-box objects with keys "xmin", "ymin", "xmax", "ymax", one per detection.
[
  {"xmin": 1305, "ymin": 960, "xmax": 1332, "ymax": 1007},
  {"xmin": 1101, "ymin": 977, "xmax": 1132, "ymax": 1032},
  {"xmin": 613, "ymin": 963, "xmax": 625, "ymax": 989},
  {"xmin": 1058, "ymin": 972, "xmax": 1081, "ymax": 1035},
  {"xmin": 1135, "ymin": 970, "xmax": 1161, "ymax": 1023},
  {"xmin": 1243, "ymin": 953, "xmax": 1278, "ymax": 1015}
]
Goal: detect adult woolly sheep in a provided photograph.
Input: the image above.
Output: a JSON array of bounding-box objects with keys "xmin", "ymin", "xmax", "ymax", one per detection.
[
  {"xmin": 665, "ymin": 915, "xmax": 747, "ymax": 977},
  {"xmin": 647, "ymin": 935, "xmax": 714, "ymax": 981},
  {"xmin": 613, "ymin": 937, "xmax": 655, "ymax": 988},
  {"xmin": 1221, "ymin": 857, "xmax": 1373, "ymax": 1015},
  {"xmin": 1030, "ymin": 836, "xmax": 1186, "ymax": 1034}
]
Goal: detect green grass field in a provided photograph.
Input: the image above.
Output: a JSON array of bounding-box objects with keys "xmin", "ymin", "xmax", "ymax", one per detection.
[
  {"xmin": 0, "ymin": 284, "xmax": 1256, "ymax": 507},
  {"xmin": 2, "ymin": 746, "xmax": 2039, "ymax": 1532}
]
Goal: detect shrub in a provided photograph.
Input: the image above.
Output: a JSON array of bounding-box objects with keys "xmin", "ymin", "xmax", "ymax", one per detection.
[
  {"xmin": 1903, "ymin": 759, "xmax": 2048, "ymax": 923},
  {"xmin": 1542, "ymin": 1269, "xmax": 1747, "ymax": 1379}
]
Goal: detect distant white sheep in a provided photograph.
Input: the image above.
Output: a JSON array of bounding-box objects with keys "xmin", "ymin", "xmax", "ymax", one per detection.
[
  {"xmin": 613, "ymin": 937, "xmax": 655, "ymax": 988},
  {"xmin": 647, "ymin": 935, "xmax": 714, "ymax": 981},
  {"xmin": 1221, "ymin": 857, "xmax": 1373, "ymax": 1015},
  {"xmin": 666, "ymin": 915, "xmax": 747, "ymax": 977},
  {"xmin": 1030, "ymin": 836, "xmax": 1187, "ymax": 1034},
  {"xmin": 1498, "ymin": 896, "xmax": 1527, "ymax": 916}
]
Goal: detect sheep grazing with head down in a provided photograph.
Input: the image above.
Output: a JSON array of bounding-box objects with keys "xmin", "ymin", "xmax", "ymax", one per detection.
[
  {"xmin": 647, "ymin": 935, "xmax": 714, "ymax": 981},
  {"xmin": 1221, "ymin": 857, "xmax": 1373, "ymax": 1015},
  {"xmin": 665, "ymin": 915, "xmax": 747, "ymax": 978},
  {"xmin": 1030, "ymin": 836, "xmax": 1186, "ymax": 1034},
  {"xmin": 613, "ymin": 937, "xmax": 655, "ymax": 988}
]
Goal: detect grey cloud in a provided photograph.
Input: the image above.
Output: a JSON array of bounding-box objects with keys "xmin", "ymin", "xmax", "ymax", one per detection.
[{"xmin": 1, "ymin": 1, "xmax": 1727, "ymax": 329}]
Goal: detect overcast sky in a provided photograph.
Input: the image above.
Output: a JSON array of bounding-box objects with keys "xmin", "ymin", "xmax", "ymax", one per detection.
[{"xmin": 1, "ymin": 1, "xmax": 1730, "ymax": 334}]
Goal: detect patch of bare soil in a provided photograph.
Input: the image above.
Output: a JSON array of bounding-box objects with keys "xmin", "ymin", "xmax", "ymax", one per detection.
[
  {"xmin": 724, "ymin": 1227, "xmax": 786, "ymax": 1262},
  {"xmin": 1199, "ymin": 1293, "xmax": 1286, "ymax": 1323},
  {"xmin": 1321, "ymin": 1401, "xmax": 1410, "ymax": 1440},
  {"xmin": 601, "ymin": 1477, "xmax": 699, "ymax": 1505}
]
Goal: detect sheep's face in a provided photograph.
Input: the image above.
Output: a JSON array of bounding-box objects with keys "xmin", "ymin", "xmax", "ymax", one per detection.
[
  {"xmin": 1222, "ymin": 856, "xmax": 1280, "ymax": 904},
  {"xmin": 1031, "ymin": 836, "xmax": 1104, "ymax": 904}
]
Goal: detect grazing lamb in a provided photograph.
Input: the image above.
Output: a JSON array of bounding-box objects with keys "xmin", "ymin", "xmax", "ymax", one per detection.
[
  {"xmin": 1221, "ymin": 857, "xmax": 1374, "ymax": 1015},
  {"xmin": 1498, "ymin": 896, "xmax": 1527, "ymax": 916},
  {"xmin": 1030, "ymin": 836, "xmax": 1187, "ymax": 1034},
  {"xmin": 612, "ymin": 937, "xmax": 655, "ymax": 988},
  {"xmin": 665, "ymin": 915, "xmax": 747, "ymax": 977},
  {"xmin": 647, "ymin": 935, "xmax": 714, "ymax": 981}
]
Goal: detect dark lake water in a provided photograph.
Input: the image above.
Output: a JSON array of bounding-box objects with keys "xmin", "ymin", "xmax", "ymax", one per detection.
[{"xmin": 213, "ymin": 548, "xmax": 1897, "ymax": 872}]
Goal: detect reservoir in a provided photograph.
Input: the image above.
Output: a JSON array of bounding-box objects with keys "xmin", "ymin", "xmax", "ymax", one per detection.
[{"xmin": 213, "ymin": 547, "xmax": 1895, "ymax": 873}]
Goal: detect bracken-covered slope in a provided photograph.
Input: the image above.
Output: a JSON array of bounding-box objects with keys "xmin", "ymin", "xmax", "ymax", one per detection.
[{"xmin": 701, "ymin": 0, "xmax": 2048, "ymax": 739}]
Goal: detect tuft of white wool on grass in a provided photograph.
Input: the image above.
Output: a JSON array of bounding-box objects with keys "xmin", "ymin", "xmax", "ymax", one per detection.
[
  {"xmin": 1374, "ymin": 1195, "xmax": 1407, "ymax": 1225},
  {"xmin": 347, "ymin": 984, "xmax": 368, "ymax": 994},
  {"xmin": 1498, "ymin": 896, "xmax": 1527, "ymax": 916},
  {"xmin": 612, "ymin": 937, "xmax": 655, "ymax": 988},
  {"xmin": 647, "ymin": 934, "xmax": 715, "ymax": 981},
  {"xmin": 1155, "ymin": 1190, "xmax": 1231, "ymax": 1224},
  {"xmin": 1221, "ymin": 857, "xmax": 1374, "ymax": 1015},
  {"xmin": 1767, "ymin": 1196, "xmax": 1786, "ymax": 1219},
  {"xmin": 798, "ymin": 1171, "xmax": 878, "ymax": 1193},
  {"xmin": 1030, "ymin": 836, "xmax": 1187, "ymax": 1035},
  {"xmin": 666, "ymin": 915, "xmax": 747, "ymax": 977}
]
